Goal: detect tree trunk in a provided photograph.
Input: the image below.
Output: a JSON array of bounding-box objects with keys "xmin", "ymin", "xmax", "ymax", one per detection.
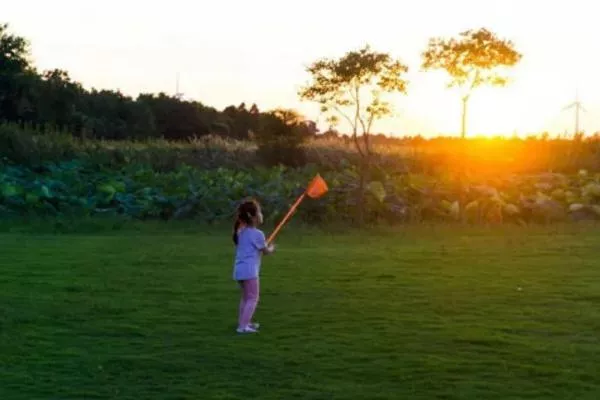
[
  {"xmin": 352, "ymin": 124, "xmax": 371, "ymax": 226},
  {"xmin": 357, "ymin": 154, "xmax": 370, "ymax": 226},
  {"xmin": 461, "ymin": 96, "xmax": 469, "ymax": 139}
]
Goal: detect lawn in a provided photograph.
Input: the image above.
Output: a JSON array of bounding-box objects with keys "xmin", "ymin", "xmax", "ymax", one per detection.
[{"xmin": 1, "ymin": 224, "xmax": 599, "ymax": 399}]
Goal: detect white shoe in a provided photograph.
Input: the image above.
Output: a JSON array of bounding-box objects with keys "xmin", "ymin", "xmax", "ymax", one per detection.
[{"xmin": 236, "ymin": 325, "xmax": 259, "ymax": 334}]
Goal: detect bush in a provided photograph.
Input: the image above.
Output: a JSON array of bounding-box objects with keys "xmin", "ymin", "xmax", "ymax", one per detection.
[{"xmin": 254, "ymin": 109, "xmax": 309, "ymax": 168}]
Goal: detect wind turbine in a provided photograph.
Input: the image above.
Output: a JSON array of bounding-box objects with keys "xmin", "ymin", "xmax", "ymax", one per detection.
[{"xmin": 562, "ymin": 90, "xmax": 586, "ymax": 136}]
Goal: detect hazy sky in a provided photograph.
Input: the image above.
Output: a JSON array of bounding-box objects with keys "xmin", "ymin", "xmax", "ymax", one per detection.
[{"xmin": 4, "ymin": 0, "xmax": 600, "ymax": 136}]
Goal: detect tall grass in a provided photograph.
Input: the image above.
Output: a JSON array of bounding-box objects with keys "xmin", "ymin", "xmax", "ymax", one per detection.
[{"xmin": 2, "ymin": 123, "xmax": 600, "ymax": 176}]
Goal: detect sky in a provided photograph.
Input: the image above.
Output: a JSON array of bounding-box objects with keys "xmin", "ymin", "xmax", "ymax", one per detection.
[{"xmin": 3, "ymin": 0, "xmax": 600, "ymax": 137}]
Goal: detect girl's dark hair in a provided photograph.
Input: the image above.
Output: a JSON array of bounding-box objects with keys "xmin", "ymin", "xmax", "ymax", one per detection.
[{"xmin": 232, "ymin": 199, "xmax": 260, "ymax": 245}]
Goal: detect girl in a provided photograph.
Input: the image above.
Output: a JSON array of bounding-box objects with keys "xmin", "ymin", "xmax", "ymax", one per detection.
[{"xmin": 232, "ymin": 199, "xmax": 275, "ymax": 334}]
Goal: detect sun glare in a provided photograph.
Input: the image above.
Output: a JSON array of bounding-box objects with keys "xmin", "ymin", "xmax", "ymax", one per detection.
[{"xmin": 397, "ymin": 77, "xmax": 570, "ymax": 138}]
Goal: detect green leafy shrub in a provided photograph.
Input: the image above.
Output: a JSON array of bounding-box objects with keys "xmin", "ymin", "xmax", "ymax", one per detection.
[{"xmin": 254, "ymin": 109, "xmax": 310, "ymax": 168}]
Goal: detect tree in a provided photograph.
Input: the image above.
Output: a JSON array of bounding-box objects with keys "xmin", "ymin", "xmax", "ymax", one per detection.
[
  {"xmin": 78, "ymin": 90, "xmax": 157, "ymax": 140},
  {"xmin": 299, "ymin": 45, "xmax": 408, "ymax": 222},
  {"xmin": 138, "ymin": 93, "xmax": 210, "ymax": 140},
  {"xmin": 222, "ymin": 103, "xmax": 261, "ymax": 140},
  {"xmin": 35, "ymin": 69, "xmax": 84, "ymax": 129},
  {"xmin": 0, "ymin": 23, "xmax": 30, "ymax": 74},
  {"xmin": 255, "ymin": 108, "xmax": 309, "ymax": 167},
  {"xmin": 0, "ymin": 23, "xmax": 36, "ymax": 122},
  {"xmin": 422, "ymin": 28, "xmax": 522, "ymax": 138}
]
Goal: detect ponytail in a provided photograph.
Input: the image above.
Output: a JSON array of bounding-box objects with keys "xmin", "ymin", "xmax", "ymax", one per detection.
[
  {"xmin": 232, "ymin": 219, "xmax": 241, "ymax": 245},
  {"xmin": 232, "ymin": 198, "xmax": 260, "ymax": 245}
]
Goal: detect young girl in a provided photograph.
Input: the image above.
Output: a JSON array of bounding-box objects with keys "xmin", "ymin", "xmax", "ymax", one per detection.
[{"xmin": 232, "ymin": 199, "xmax": 275, "ymax": 334}]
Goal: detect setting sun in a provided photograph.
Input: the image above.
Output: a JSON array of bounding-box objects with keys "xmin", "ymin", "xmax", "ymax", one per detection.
[{"xmin": 398, "ymin": 66, "xmax": 590, "ymax": 138}]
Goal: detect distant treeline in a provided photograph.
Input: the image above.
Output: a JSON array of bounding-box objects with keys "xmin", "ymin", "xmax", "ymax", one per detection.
[{"xmin": 0, "ymin": 23, "xmax": 319, "ymax": 142}]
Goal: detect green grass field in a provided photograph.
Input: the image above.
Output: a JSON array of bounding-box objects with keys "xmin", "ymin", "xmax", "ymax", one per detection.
[{"xmin": 1, "ymin": 224, "xmax": 600, "ymax": 399}]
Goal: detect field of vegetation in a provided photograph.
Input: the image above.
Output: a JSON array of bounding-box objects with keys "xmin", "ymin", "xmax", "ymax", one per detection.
[
  {"xmin": 1, "ymin": 224, "xmax": 599, "ymax": 399},
  {"xmin": 3, "ymin": 124, "xmax": 600, "ymax": 226}
]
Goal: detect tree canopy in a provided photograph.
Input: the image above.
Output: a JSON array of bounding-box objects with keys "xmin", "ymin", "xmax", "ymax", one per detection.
[
  {"xmin": 300, "ymin": 45, "xmax": 408, "ymax": 156},
  {"xmin": 422, "ymin": 28, "xmax": 522, "ymax": 137}
]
